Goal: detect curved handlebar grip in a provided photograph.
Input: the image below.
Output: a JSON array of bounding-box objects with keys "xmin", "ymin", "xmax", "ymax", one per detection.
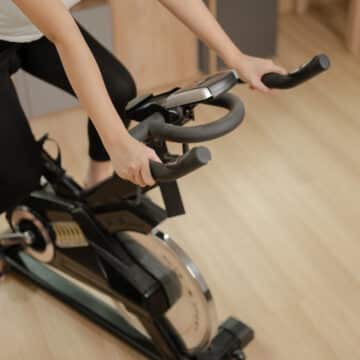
[
  {"xmin": 150, "ymin": 147, "xmax": 211, "ymax": 183},
  {"xmin": 152, "ymin": 93, "xmax": 245, "ymax": 143},
  {"xmin": 129, "ymin": 112, "xmax": 165, "ymax": 142},
  {"xmin": 129, "ymin": 93, "xmax": 245, "ymax": 144},
  {"xmin": 261, "ymin": 54, "xmax": 330, "ymax": 89},
  {"xmin": 129, "ymin": 93, "xmax": 243, "ymax": 182}
]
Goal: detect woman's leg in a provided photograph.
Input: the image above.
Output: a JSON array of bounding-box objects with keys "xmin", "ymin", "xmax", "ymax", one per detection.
[
  {"xmin": 0, "ymin": 72, "xmax": 43, "ymax": 214},
  {"xmin": 0, "ymin": 72, "xmax": 42, "ymax": 277},
  {"xmin": 18, "ymin": 24, "xmax": 137, "ymax": 187}
]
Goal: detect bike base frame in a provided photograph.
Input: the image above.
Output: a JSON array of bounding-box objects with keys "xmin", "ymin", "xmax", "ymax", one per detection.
[
  {"xmin": 4, "ymin": 250, "xmax": 161, "ymax": 360},
  {"xmin": 3, "ymin": 249, "xmax": 254, "ymax": 360}
]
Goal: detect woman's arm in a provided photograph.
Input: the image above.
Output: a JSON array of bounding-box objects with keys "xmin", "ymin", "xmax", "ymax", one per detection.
[
  {"xmin": 158, "ymin": 0, "xmax": 286, "ymax": 92},
  {"xmin": 13, "ymin": 0, "xmax": 159, "ymax": 187}
]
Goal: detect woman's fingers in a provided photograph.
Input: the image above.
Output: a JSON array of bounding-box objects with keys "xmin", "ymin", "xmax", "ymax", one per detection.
[
  {"xmin": 149, "ymin": 149, "xmax": 162, "ymax": 164},
  {"xmin": 125, "ymin": 164, "xmax": 146, "ymax": 187},
  {"xmin": 269, "ymin": 63, "xmax": 287, "ymax": 75},
  {"xmin": 265, "ymin": 59, "xmax": 287, "ymax": 75},
  {"xmin": 140, "ymin": 162, "xmax": 156, "ymax": 187},
  {"xmin": 142, "ymin": 150, "xmax": 161, "ymax": 186},
  {"xmin": 276, "ymin": 65, "xmax": 288, "ymax": 75},
  {"xmin": 250, "ymin": 78, "xmax": 270, "ymax": 93},
  {"xmin": 134, "ymin": 167, "xmax": 146, "ymax": 187},
  {"xmin": 253, "ymin": 62, "xmax": 287, "ymax": 93},
  {"xmin": 128, "ymin": 152, "xmax": 160, "ymax": 187}
]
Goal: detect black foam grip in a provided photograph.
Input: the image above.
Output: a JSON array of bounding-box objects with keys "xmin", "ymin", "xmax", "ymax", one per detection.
[
  {"xmin": 150, "ymin": 93, "xmax": 245, "ymax": 143},
  {"xmin": 150, "ymin": 147, "xmax": 211, "ymax": 182},
  {"xmin": 129, "ymin": 93, "xmax": 245, "ymax": 144},
  {"xmin": 129, "ymin": 112, "xmax": 164, "ymax": 142},
  {"xmin": 261, "ymin": 54, "xmax": 330, "ymax": 89}
]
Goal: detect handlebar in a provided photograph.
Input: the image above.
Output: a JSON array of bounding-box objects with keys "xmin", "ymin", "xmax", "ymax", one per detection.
[
  {"xmin": 261, "ymin": 54, "xmax": 330, "ymax": 89},
  {"xmin": 129, "ymin": 54, "xmax": 330, "ymax": 183},
  {"xmin": 130, "ymin": 93, "xmax": 245, "ymax": 144},
  {"xmin": 129, "ymin": 92, "xmax": 243, "ymax": 182}
]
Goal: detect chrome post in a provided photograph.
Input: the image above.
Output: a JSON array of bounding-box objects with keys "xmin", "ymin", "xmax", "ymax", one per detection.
[{"xmin": 0, "ymin": 231, "xmax": 34, "ymax": 248}]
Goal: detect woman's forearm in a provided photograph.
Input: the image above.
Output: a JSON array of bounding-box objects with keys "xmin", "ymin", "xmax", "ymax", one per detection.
[{"xmin": 158, "ymin": 0, "xmax": 243, "ymax": 66}]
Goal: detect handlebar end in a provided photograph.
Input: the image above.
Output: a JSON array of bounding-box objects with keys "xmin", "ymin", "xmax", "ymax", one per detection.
[
  {"xmin": 195, "ymin": 146, "xmax": 212, "ymax": 165},
  {"xmin": 262, "ymin": 53, "xmax": 331, "ymax": 89},
  {"xmin": 150, "ymin": 146, "xmax": 212, "ymax": 183},
  {"xmin": 317, "ymin": 54, "xmax": 331, "ymax": 71}
]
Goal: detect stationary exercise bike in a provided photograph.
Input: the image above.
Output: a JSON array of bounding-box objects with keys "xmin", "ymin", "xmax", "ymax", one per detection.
[{"xmin": 0, "ymin": 54, "xmax": 329, "ymax": 359}]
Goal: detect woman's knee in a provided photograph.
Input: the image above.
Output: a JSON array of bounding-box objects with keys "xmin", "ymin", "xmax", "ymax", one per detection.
[
  {"xmin": 107, "ymin": 68, "xmax": 137, "ymax": 114},
  {"xmin": 19, "ymin": 163, "xmax": 42, "ymax": 194}
]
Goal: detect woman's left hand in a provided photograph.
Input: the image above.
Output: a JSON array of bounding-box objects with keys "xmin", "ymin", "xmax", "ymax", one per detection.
[{"xmin": 228, "ymin": 53, "xmax": 287, "ymax": 93}]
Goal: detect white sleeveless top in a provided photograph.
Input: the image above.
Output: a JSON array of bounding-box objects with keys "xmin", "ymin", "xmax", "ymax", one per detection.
[{"xmin": 0, "ymin": 0, "xmax": 81, "ymax": 43}]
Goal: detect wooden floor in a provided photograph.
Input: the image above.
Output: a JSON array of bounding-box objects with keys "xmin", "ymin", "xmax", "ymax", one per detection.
[{"xmin": 1, "ymin": 6, "xmax": 360, "ymax": 360}]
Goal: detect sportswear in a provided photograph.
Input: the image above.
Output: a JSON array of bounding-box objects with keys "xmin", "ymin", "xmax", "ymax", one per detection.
[{"xmin": 0, "ymin": 0, "xmax": 81, "ymax": 42}]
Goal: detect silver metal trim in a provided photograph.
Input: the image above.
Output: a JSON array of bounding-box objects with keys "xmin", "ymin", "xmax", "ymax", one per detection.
[
  {"xmin": 122, "ymin": 229, "xmax": 218, "ymax": 353},
  {"xmin": 10, "ymin": 206, "xmax": 55, "ymax": 263},
  {"xmin": 157, "ymin": 230, "xmax": 215, "ymax": 303},
  {"xmin": 163, "ymin": 69, "xmax": 239, "ymax": 109},
  {"xmin": 164, "ymin": 88, "xmax": 212, "ymax": 109},
  {"xmin": 0, "ymin": 231, "xmax": 33, "ymax": 247},
  {"xmin": 154, "ymin": 229, "xmax": 218, "ymax": 351},
  {"xmin": 230, "ymin": 68, "xmax": 240, "ymax": 80}
]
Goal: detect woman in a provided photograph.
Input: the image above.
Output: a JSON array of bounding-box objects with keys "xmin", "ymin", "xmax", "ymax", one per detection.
[
  {"xmin": 0, "ymin": 0, "xmax": 287, "ymax": 276},
  {"xmin": 0, "ymin": 0, "xmax": 286, "ymax": 215}
]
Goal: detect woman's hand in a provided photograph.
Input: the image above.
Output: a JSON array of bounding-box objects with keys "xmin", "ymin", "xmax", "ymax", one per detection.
[
  {"xmin": 107, "ymin": 135, "xmax": 161, "ymax": 187},
  {"xmin": 227, "ymin": 53, "xmax": 287, "ymax": 93}
]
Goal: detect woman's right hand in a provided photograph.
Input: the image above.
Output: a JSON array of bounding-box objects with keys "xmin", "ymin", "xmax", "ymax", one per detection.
[{"xmin": 107, "ymin": 135, "xmax": 161, "ymax": 187}]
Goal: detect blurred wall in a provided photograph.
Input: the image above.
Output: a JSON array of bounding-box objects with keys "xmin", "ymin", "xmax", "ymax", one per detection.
[
  {"xmin": 111, "ymin": 0, "xmax": 198, "ymax": 92},
  {"xmin": 280, "ymin": 0, "xmax": 344, "ymax": 13},
  {"xmin": 199, "ymin": 0, "xmax": 278, "ymax": 72}
]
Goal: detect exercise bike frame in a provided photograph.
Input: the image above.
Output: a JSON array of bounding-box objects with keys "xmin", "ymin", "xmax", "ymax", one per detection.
[
  {"xmin": 1, "ymin": 54, "xmax": 330, "ymax": 359},
  {"xmin": 3, "ymin": 131, "xmax": 253, "ymax": 360}
]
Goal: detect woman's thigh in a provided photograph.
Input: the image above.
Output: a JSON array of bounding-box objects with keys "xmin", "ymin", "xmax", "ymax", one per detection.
[
  {"xmin": 18, "ymin": 22, "xmax": 137, "ymax": 112},
  {"xmin": 18, "ymin": 22, "xmax": 137, "ymax": 162}
]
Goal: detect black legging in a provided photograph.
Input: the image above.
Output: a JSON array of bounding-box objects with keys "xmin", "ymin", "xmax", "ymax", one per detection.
[{"xmin": 0, "ymin": 23, "xmax": 137, "ymax": 214}]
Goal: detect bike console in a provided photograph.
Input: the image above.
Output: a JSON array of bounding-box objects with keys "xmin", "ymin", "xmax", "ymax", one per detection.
[{"xmin": 126, "ymin": 70, "xmax": 239, "ymax": 122}]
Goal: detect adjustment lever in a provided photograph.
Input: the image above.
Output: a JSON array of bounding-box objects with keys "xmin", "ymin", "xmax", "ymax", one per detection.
[{"xmin": 0, "ymin": 231, "xmax": 33, "ymax": 249}]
